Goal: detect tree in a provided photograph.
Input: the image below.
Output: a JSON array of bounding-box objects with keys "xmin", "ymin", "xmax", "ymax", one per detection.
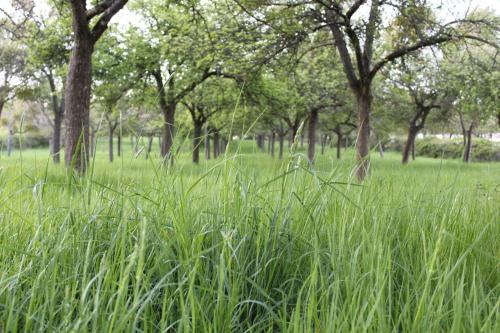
[
  {"xmin": 131, "ymin": 0, "xmax": 240, "ymax": 161},
  {"xmin": 443, "ymin": 48, "xmax": 498, "ymax": 163},
  {"xmin": 0, "ymin": 31, "xmax": 26, "ymax": 120},
  {"xmin": 63, "ymin": 0, "xmax": 128, "ymax": 172},
  {"xmin": 382, "ymin": 56, "xmax": 449, "ymax": 164},
  {"xmin": 24, "ymin": 13, "xmax": 71, "ymax": 163},
  {"xmin": 238, "ymin": 0, "xmax": 496, "ymax": 179}
]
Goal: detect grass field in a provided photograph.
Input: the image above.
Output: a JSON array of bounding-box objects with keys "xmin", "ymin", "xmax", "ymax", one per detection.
[{"xmin": 0, "ymin": 139, "xmax": 499, "ymax": 332}]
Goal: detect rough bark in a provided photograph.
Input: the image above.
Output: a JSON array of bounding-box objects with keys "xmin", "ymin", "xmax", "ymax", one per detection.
[
  {"xmin": 161, "ymin": 102, "xmax": 176, "ymax": 158},
  {"xmin": 153, "ymin": 70, "xmax": 177, "ymax": 159},
  {"xmin": 355, "ymin": 91, "xmax": 372, "ymax": 179},
  {"xmin": 64, "ymin": 36, "xmax": 93, "ymax": 170},
  {"xmin": 64, "ymin": 0, "xmax": 129, "ymax": 172},
  {"xmin": 307, "ymin": 108, "xmax": 318, "ymax": 164}
]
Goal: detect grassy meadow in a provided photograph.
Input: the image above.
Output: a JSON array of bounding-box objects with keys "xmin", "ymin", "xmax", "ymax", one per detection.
[{"xmin": 0, "ymin": 139, "xmax": 499, "ymax": 332}]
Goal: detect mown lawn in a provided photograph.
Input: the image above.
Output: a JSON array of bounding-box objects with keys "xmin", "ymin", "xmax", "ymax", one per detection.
[{"xmin": 0, "ymin": 140, "xmax": 499, "ymax": 332}]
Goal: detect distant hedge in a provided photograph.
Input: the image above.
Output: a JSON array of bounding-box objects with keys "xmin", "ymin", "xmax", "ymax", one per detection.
[
  {"xmin": 386, "ymin": 137, "xmax": 500, "ymax": 162},
  {"xmin": 0, "ymin": 134, "xmax": 50, "ymax": 150}
]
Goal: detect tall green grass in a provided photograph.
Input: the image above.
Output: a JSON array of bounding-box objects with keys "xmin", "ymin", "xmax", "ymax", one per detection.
[{"xmin": 0, "ymin": 142, "xmax": 499, "ymax": 332}]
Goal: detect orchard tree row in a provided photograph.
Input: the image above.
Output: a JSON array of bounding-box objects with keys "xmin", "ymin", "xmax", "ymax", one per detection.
[{"xmin": 1, "ymin": 0, "xmax": 498, "ymax": 179}]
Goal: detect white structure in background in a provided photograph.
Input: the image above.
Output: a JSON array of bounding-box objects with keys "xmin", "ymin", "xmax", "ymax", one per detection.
[{"xmin": 416, "ymin": 133, "xmax": 500, "ymax": 143}]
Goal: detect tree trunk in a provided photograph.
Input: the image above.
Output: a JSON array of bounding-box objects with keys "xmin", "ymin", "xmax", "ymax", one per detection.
[
  {"xmin": 134, "ymin": 136, "xmax": 139, "ymax": 153},
  {"xmin": 321, "ymin": 134, "xmax": 327, "ymax": 155},
  {"xmin": 108, "ymin": 126, "xmax": 114, "ymax": 162},
  {"xmin": 154, "ymin": 70, "xmax": 176, "ymax": 160},
  {"xmin": 193, "ymin": 121, "xmax": 203, "ymax": 164},
  {"xmin": 336, "ymin": 133, "xmax": 342, "ymax": 159},
  {"xmin": 64, "ymin": 37, "xmax": 93, "ymax": 171},
  {"xmin": 52, "ymin": 112, "xmax": 63, "ymax": 163},
  {"xmin": 161, "ymin": 102, "xmax": 176, "ymax": 158},
  {"xmin": 117, "ymin": 132, "xmax": 121, "ymax": 157},
  {"xmin": 0, "ymin": 99, "xmax": 4, "ymax": 120},
  {"xmin": 47, "ymin": 71, "xmax": 64, "ymax": 164},
  {"xmin": 205, "ymin": 125, "xmax": 211, "ymax": 160},
  {"xmin": 7, "ymin": 127, "xmax": 13, "ymax": 157},
  {"xmin": 221, "ymin": 138, "xmax": 227, "ymax": 154},
  {"xmin": 279, "ymin": 134, "xmax": 285, "ymax": 160},
  {"xmin": 411, "ymin": 140, "xmax": 416, "ymax": 161},
  {"xmin": 213, "ymin": 131, "xmax": 220, "ymax": 158},
  {"xmin": 145, "ymin": 136, "xmax": 153, "ymax": 159},
  {"xmin": 402, "ymin": 127, "xmax": 418, "ymax": 165},
  {"xmin": 307, "ymin": 108, "xmax": 318, "ymax": 164},
  {"xmin": 355, "ymin": 91, "xmax": 372, "ymax": 180},
  {"xmin": 271, "ymin": 132, "xmax": 276, "ymax": 158},
  {"xmin": 463, "ymin": 124, "xmax": 474, "ymax": 163},
  {"xmin": 378, "ymin": 142, "xmax": 384, "ymax": 159}
]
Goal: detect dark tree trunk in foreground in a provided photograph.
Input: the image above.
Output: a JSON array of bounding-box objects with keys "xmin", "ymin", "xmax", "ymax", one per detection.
[
  {"xmin": 354, "ymin": 91, "xmax": 372, "ymax": 179},
  {"xmin": 153, "ymin": 70, "xmax": 177, "ymax": 160},
  {"xmin": 336, "ymin": 132, "xmax": 342, "ymax": 159},
  {"xmin": 108, "ymin": 125, "xmax": 114, "ymax": 162},
  {"xmin": 64, "ymin": 37, "xmax": 93, "ymax": 170},
  {"xmin": 307, "ymin": 108, "xmax": 318, "ymax": 164},
  {"xmin": 402, "ymin": 127, "xmax": 418, "ymax": 165},
  {"xmin": 161, "ymin": 102, "xmax": 176, "ymax": 158},
  {"xmin": 146, "ymin": 136, "xmax": 153, "ymax": 159},
  {"xmin": 463, "ymin": 124, "xmax": 474, "ymax": 163},
  {"xmin": 64, "ymin": 0, "xmax": 129, "ymax": 172},
  {"xmin": 193, "ymin": 121, "xmax": 203, "ymax": 164}
]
